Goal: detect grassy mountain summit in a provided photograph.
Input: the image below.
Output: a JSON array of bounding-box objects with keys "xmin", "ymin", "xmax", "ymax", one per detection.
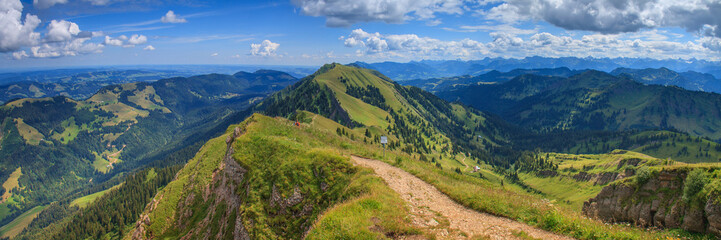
[{"xmin": 258, "ymin": 63, "xmax": 520, "ymax": 168}]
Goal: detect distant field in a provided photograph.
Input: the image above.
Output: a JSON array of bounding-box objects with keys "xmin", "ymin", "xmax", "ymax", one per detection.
[
  {"xmin": 70, "ymin": 183, "xmax": 123, "ymax": 208},
  {"xmin": 1, "ymin": 167, "xmax": 21, "ymax": 203},
  {"xmin": 0, "ymin": 205, "xmax": 46, "ymax": 239},
  {"xmin": 13, "ymin": 118, "xmax": 43, "ymax": 145}
]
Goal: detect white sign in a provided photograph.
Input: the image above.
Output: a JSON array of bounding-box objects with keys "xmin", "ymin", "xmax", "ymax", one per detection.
[{"xmin": 380, "ymin": 136, "xmax": 388, "ymax": 144}]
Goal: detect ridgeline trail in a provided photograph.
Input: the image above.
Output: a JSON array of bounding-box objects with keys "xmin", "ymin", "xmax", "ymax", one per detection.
[{"xmin": 351, "ymin": 156, "xmax": 572, "ymax": 240}]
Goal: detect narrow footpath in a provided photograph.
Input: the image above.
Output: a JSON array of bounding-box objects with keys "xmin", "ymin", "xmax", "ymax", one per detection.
[{"xmin": 351, "ymin": 156, "xmax": 573, "ymax": 240}]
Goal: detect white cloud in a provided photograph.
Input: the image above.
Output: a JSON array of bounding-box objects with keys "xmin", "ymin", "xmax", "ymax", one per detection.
[
  {"xmin": 342, "ymin": 28, "xmax": 484, "ymax": 59},
  {"xmin": 161, "ymin": 10, "xmax": 187, "ymax": 23},
  {"xmin": 484, "ymin": 0, "xmax": 721, "ymax": 37},
  {"xmin": 33, "ymin": 0, "xmax": 67, "ymax": 9},
  {"xmin": 0, "ymin": 0, "xmax": 41, "ymax": 52},
  {"xmin": 12, "ymin": 50, "xmax": 27, "ymax": 59},
  {"xmin": 127, "ymin": 34, "xmax": 147, "ymax": 45},
  {"xmin": 2, "ymin": 0, "xmax": 108, "ymax": 59},
  {"xmin": 292, "ymin": 0, "xmax": 466, "ymax": 27},
  {"xmin": 250, "ymin": 39, "xmax": 280, "ymax": 56},
  {"xmin": 700, "ymin": 37, "xmax": 721, "ymax": 52},
  {"xmin": 341, "ymin": 28, "xmax": 721, "ymax": 61},
  {"xmin": 104, "ymin": 35, "xmax": 124, "ymax": 46},
  {"xmin": 29, "ymin": 38, "xmax": 103, "ymax": 58},
  {"xmin": 46, "ymin": 20, "xmax": 80, "ymax": 42},
  {"xmin": 103, "ymin": 34, "xmax": 147, "ymax": 47},
  {"xmin": 211, "ymin": 52, "xmax": 218, "ymax": 56},
  {"xmin": 143, "ymin": 45, "xmax": 155, "ymax": 51}
]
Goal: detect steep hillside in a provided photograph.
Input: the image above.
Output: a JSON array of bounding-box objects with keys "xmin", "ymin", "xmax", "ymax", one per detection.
[
  {"xmin": 440, "ymin": 70, "xmax": 721, "ymax": 141},
  {"xmin": 583, "ymin": 165, "xmax": 721, "ymax": 235},
  {"xmin": 127, "ymin": 114, "xmax": 422, "ymax": 239},
  {"xmin": 0, "ymin": 70, "xmax": 297, "ymax": 226}
]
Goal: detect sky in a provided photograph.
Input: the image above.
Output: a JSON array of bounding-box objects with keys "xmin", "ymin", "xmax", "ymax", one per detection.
[{"xmin": 0, "ymin": 0, "xmax": 720, "ymax": 69}]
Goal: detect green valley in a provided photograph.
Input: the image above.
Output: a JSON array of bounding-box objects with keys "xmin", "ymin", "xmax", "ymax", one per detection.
[{"xmin": 0, "ymin": 70, "xmax": 297, "ymax": 227}]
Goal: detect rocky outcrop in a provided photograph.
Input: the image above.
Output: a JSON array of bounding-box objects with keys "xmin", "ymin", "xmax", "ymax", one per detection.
[
  {"xmin": 571, "ymin": 169, "xmax": 634, "ymax": 186},
  {"xmin": 132, "ymin": 126, "xmax": 249, "ymax": 240},
  {"xmin": 583, "ymin": 169, "xmax": 721, "ymax": 236}
]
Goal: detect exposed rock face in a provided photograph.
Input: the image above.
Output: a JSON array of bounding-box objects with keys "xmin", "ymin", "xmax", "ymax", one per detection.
[
  {"xmin": 132, "ymin": 127, "xmax": 250, "ymax": 240},
  {"xmin": 571, "ymin": 170, "xmax": 633, "ymax": 186},
  {"xmin": 583, "ymin": 169, "xmax": 721, "ymax": 236}
]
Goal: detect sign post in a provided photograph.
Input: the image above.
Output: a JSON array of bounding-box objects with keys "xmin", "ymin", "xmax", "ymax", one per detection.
[{"xmin": 380, "ymin": 136, "xmax": 388, "ymax": 159}]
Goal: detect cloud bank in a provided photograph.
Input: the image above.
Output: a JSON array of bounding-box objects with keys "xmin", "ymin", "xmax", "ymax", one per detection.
[
  {"xmin": 342, "ymin": 28, "xmax": 721, "ymax": 61},
  {"xmin": 484, "ymin": 0, "xmax": 721, "ymax": 37},
  {"xmin": 292, "ymin": 0, "xmax": 467, "ymax": 27}
]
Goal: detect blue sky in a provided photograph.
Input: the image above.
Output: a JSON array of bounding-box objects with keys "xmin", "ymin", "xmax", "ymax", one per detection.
[{"xmin": 1, "ymin": 0, "xmax": 720, "ymax": 69}]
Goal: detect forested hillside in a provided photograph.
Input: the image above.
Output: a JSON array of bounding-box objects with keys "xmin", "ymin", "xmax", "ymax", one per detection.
[
  {"xmin": 0, "ymin": 70, "xmax": 297, "ymax": 227},
  {"xmin": 439, "ymin": 71, "xmax": 721, "ymax": 141}
]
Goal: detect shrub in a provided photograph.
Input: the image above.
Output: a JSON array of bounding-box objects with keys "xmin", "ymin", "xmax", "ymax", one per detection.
[
  {"xmin": 683, "ymin": 168, "xmax": 709, "ymax": 203},
  {"xmin": 635, "ymin": 166, "xmax": 652, "ymax": 185}
]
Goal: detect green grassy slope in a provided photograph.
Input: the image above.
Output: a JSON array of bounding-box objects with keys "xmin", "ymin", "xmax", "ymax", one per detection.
[
  {"xmin": 130, "ymin": 114, "xmax": 423, "ymax": 239},
  {"xmin": 258, "ymin": 63, "xmax": 522, "ymax": 170},
  {"xmin": 132, "ymin": 112, "xmax": 710, "ymax": 239}
]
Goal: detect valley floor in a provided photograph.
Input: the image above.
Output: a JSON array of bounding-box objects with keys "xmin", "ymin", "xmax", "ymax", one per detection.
[{"xmin": 351, "ymin": 156, "xmax": 571, "ymax": 240}]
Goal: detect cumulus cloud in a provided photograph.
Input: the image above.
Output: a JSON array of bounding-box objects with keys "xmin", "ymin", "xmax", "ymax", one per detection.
[
  {"xmin": 341, "ymin": 28, "xmax": 721, "ymax": 61},
  {"xmin": 250, "ymin": 40, "xmax": 279, "ymax": 56},
  {"xmin": 104, "ymin": 35, "xmax": 123, "ymax": 46},
  {"xmin": 161, "ymin": 10, "xmax": 187, "ymax": 23},
  {"xmin": 28, "ymin": 38, "xmax": 103, "ymax": 58},
  {"xmin": 46, "ymin": 20, "xmax": 81, "ymax": 42},
  {"xmin": 103, "ymin": 34, "xmax": 147, "ymax": 47},
  {"xmin": 3, "ymin": 0, "xmax": 109, "ymax": 59},
  {"xmin": 33, "ymin": 0, "xmax": 67, "ymax": 9},
  {"xmin": 143, "ymin": 45, "xmax": 155, "ymax": 51},
  {"xmin": 292, "ymin": 0, "xmax": 466, "ymax": 27},
  {"xmin": 127, "ymin": 34, "xmax": 147, "ymax": 45},
  {"xmin": 0, "ymin": 0, "xmax": 41, "ymax": 52},
  {"xmin": 484, "ymin": 0, "xmax": 721, "ymax": 37},
  {"xmin": 341, "ymin": 28, "xmax": 483, "ymax": 58},
  {"xmin": 12, "ymin": 50, "xmax": 27, "ymax": 59}
]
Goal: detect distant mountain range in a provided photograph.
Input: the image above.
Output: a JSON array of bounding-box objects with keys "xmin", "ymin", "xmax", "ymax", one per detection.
[
  {"xmin": 353, "ymin": 57, "xmax": 721, "ymax": 81},
  {"xmin": 403, "ymin": 66, "xmax": 721, "ymax": 95},
  {"xmin": 0, "ymin": 66, "xmax": 316, "ymax": 104},
  {"xmin": 438, "ymin": 70, "xmax": 721, "ymax": 140}
]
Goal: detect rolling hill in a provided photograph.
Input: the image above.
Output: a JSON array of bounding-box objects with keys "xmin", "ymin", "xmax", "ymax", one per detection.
[
  {"xmin": 0, "ymin": 70, "xmax": 297, "ymax": 226},
  {"xmin": 439, "ymin": 70, "xmax": 721, "ymax": 141}
]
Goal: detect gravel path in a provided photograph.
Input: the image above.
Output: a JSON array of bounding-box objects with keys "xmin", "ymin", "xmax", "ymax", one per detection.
[{"xmin": 352, "ymin": 156, "xmax": 573, "ymax": 240}]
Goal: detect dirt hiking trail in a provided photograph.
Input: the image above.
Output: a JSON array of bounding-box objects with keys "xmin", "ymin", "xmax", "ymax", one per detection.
[{"xmin": 351, "ymin": 156, "xmax": 573, "ymax": 240}]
